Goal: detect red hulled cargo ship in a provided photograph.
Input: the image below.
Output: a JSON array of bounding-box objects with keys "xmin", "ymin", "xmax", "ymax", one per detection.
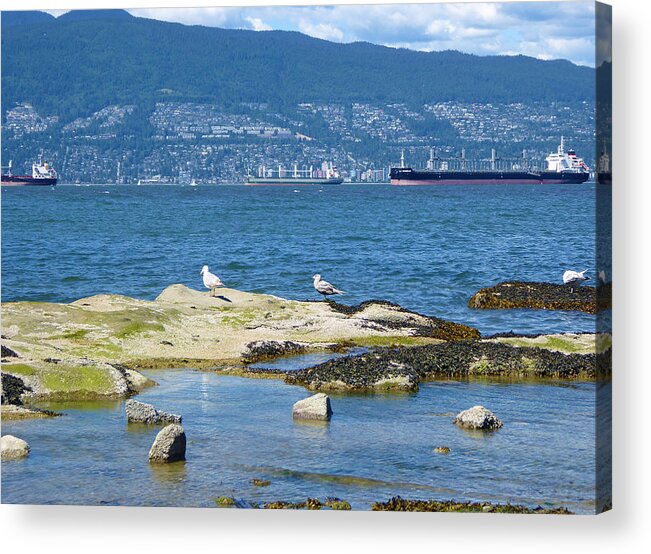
[{"xmin": 1, "ymin": 158, "xmax": 58, "ymax": 186}]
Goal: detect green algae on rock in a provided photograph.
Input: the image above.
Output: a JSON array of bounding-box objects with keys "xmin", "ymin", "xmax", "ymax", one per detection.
[
  {"xmin": 215, "ymin": 496, "xmax": 237, "ymax": 507},
  {"xmin": 468, "ymin": 281, "xmax": 609, "ymax": 314},
  {"xmin": 251, "ymin": 478, "xmax": 271, "ymax": 487},
  {"xmin": 1, "ymin": 358, "xmax": 154, "ymax": 402},
  {"xmin": 262, "ymin": 497, "xmax": 351, "ymax": 510},
  {"xmin": 371, "ymin": 496, "xmax": 573, "ymax": 513}
]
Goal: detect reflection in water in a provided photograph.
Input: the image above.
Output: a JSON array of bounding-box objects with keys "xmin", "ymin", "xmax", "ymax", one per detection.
[
  {"xmin": 1, "ymin": 369, "xmax": 599, "ymax": 512},
  {"xmin": 149, "ymin": 460, "xmax": 187, "ymax": 484}
]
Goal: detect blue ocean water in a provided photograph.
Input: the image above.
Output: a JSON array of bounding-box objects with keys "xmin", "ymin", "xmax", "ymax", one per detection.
[{"xmin": 1, "ymin": 183, "xmax": 607, "ymax": 335}]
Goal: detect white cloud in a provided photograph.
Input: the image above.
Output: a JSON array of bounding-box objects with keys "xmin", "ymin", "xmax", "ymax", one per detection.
[
  {"xmin": 297, "ymin": 19, "xmax": 344, "ymax": 42},
  {"xmin": 244, "ymin": 16, "xmax": 271, "ymax": 32}
]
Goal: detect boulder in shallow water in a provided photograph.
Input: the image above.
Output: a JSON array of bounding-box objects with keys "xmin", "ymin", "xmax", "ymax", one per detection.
[
  {"xmin": 125, "ymin": 399, "xmax": 181, "ymax": 424},
  {"xmin": 453, "ymin": 405, "xmax": 503, "ymax": 430},
  {"xmin": 148, "ymin": 424, "xmax": 186, "ymax": 463},
  {"xmin": 292, "ymin": 393, "xmax": 332, "ymax": 421},
  {"xmin": 1, "ymin": 434, "xmax": 30, "ymax": 460}
]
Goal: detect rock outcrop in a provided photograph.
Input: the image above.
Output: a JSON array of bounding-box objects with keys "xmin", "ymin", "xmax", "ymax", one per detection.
[
  {"xmin": 125, "ymin": 399, "xmax": 181, "ymax": 424},
  {"xmin": 468, "ymin": 281, "xmax": 607, "ymax": 314},
  {"xmin": 148, "ymin": 424, "xmax": 186, "ymax": 463},
  {"xmin": 243, "ymin": 340, "xmax": 307, "ymax": 363},
  {"xmin": 292, "ymin": 393, "xmax": 333, "ymax": 421},
  {"xmin": 453, "ymin": 406, "xmax": 503, "ymax": 430},
  {"xmin": 1, "ymin": 285, "xmax": 478, "ymax": 379},
  {"xmin": 1, "ymin": 435, "xmax": 30, "ymax": 460}
]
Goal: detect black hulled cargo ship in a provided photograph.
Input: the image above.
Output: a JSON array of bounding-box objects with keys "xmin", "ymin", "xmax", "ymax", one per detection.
[
  {"xmin": 390, "ymin": 138, "xmax": 590, "ymax": 186},
  {"xmin": 1, "ymin": 158, "xmax": 58, "ymax": 186}
]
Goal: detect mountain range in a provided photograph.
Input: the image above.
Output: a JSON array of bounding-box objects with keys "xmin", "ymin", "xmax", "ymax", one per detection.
[{"xmin": 2, "ymin": 9, "xmax": 595, "ymax": 122}]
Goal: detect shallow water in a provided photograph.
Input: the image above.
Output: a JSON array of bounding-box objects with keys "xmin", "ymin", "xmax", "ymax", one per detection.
[
  {"xmin": 1, "ymin": 183, "xmax": 609, "ymax": 335},
  {"xmin": 1, "ymin": 369, "xmax": 601, "ymax": 513}
]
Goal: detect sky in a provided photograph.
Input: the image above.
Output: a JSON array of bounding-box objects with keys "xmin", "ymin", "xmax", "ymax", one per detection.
[{"xmin": 44, "ymin": 1, "xmax": 598, "ymax": 67}]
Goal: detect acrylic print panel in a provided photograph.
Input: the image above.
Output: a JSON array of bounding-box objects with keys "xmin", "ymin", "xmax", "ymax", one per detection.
[{"xmin": 0, "ymin": 1, "xmax": 611, "ymax": 514}]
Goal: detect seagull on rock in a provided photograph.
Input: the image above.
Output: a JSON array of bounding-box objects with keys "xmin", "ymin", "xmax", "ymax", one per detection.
[
  {"xmin": 563, "ymin": 269, "xmax": 590, "ymax": 293},
  {"xmin": 201, "ymin": 265, "xmax": 224, "ymax": 297},
  {"xmin": 313, "ymin": 274, "xmax": 345, "ymax": 300}
]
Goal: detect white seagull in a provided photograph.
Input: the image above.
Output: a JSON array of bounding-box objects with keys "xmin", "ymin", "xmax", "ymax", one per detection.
[
  {"xmin": 313, "ymin": 274, "xmax": 345, "ymax": 300},
  {"xmin": 563, "ymin": 269, "xmax": 590, "ymax": 292},
  {"xmin": 201, "ymin": 265, "xmax": 224, "ymax": 297}
]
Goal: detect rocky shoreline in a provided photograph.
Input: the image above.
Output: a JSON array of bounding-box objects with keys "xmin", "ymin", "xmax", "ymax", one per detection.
[
  {"xmin": 1, "ymin": 284, "xmax": 476, "ymax": 404},
  {"xmin": 1, "ymin": 284, "xmax": 610, "ymax": 404}
]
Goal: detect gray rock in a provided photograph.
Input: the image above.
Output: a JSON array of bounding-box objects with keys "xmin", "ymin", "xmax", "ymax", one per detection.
[
  {"xmin": 148, "ymin": 424, "xmax": 186, "ymax": 463},
  {"xmin": 453, "ymin": 405, "xmax": 503, "ymax": 430},
  {"xmin": 292, "ymin": 393, "xmax": 332, "ymax": 421},
  {"xmin": 125, "ymin": 399, "xmax": 181, "ymax": 424},
  {"xmin": 1, "ymin": 434, "xmax": 30, "ymax": 460}
]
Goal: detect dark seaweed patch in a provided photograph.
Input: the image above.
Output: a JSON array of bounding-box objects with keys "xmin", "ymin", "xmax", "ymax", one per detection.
[
  {"xmin": 468, "ymin": 281, "xmax": 611, "ymax": 314},
  {"xmin": 371, "ymin": 496, "xmax": 573, "ymax": 513}
]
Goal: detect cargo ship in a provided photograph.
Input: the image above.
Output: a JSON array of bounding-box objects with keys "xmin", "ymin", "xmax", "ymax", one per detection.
[
  {"xmin": 1, "ymin": 158, "xmax": 58, "ymax": 186},
  {"xmin": 390, "ymin": 138, "xmax": 590, "ymax": 185},
  {"xmin": 247, "ymin": 161, "xmax": 343, "ymax": 186}
]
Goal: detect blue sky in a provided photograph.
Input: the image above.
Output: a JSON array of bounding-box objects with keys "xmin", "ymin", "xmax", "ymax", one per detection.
[{"xmin": 45, "ymin": 2, "xmax": 598, "ymax": 66}]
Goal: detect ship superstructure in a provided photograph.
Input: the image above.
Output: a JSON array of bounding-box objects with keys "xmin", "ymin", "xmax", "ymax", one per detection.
[{"xmin": 246, "ymin": 161, "xmax": 343, "ymax": 185}]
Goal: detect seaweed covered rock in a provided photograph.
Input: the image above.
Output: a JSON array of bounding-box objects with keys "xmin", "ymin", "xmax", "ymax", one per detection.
[
  {"xmin": 125, "ymin": 399, "xmax": 182, "ymax": 425},
  {"xmin": 371, "ymin": 496, "xmax": 572, "ymax": 513},
  {"xmin": 468, "ymin": 281, "xmax": 606, "ymax": 314},
  {"xmin": 1, "ymin": 435, "xmax": 30, "ymax": 461},
  {"xmin": 287, "ymin": 340, "xmax": 599, "ymax": 391},
  {"xmin": 243, "ymin": 340, "xmax": 307, "ymax": 363},
  {"xmin": 262, "ymin": 497, "xmax": 349, "ymax": 510},
  {"xmin": 453, "ymin": 406, "xmax": 503, "ymax": 430},
  {"xmin": 286, "ymin": 353, "xmax": 420, "ymax": 392},
  {"xmin": 1, "ymin": 372, "xmax": 31, "ymax": 405},
  {"xmin": 292, "ymin": 393, "xmax": 333, "ymax": 421},
  {"xmin": 148, "ymin": 424, "xmax": 186, "ymax": 463},
  {"xmin": 1, "ymin": 344, "xmax": 20, "ymax": 358}
]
